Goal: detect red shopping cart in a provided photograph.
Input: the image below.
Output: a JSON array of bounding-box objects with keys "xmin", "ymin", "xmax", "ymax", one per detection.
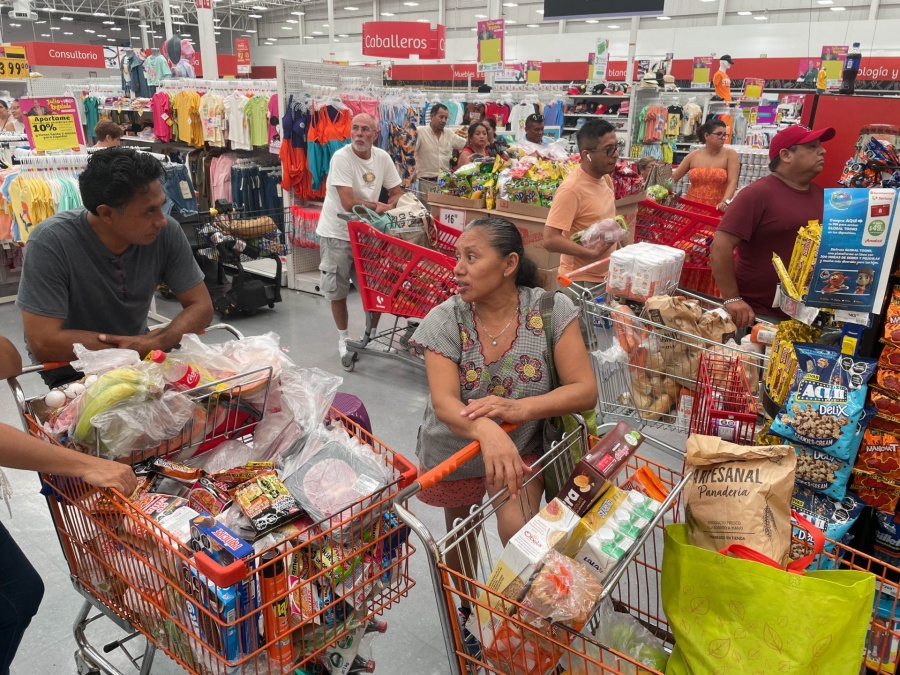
[
  {"xmin": 340, "ymin": 218, "xmax": 460, "ymax": 372},
  {"xmin": 8, "ymin": 326, "xmax": 417, "ymax": 675},
  {"xmin": 635, "ymin": 198, "xmax": 723, "ymax": 297}
]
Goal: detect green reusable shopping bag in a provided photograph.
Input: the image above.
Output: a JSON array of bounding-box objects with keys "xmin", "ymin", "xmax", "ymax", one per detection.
[{"xmin": 661, "ymin": 523, "xmax": 875, "ymax": 675}]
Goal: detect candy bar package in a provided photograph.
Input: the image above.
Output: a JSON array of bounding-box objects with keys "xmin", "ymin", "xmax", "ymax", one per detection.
[
  {"xmin": 234, "ymin": 471, "xmax": 304, "ymax": 537},
  {"xmin": 770, "ymin": 344, "xmax": 876, "ymax": 461}
]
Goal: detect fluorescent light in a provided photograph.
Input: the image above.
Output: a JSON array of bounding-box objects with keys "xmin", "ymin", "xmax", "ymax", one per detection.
[
  {"xmin": 505, "ymin": 19, "xmax": 516, "ymax": 23},
  {"xmin": 338, "ymin": 33, "xmax": 349, "ymax": 37},
  {"xmin": 50, "ymin": 26, "xmax": 60, "ymax": 30},
  {"xmin": 244, "ymin": 28, "xmax": 256, "ymax": 32},
  {"xmin": 111, "ymin": 26, "xmax": 122, "ymax": 30},
  {"xmin": 830, "ymin": 5, "xmax": 846, "ymax": 9},
  {"xmin": 304, "ymin": 34, "xmax": 313, "ymax": 38},
  {"xmin": 526, "ymin": 23, "xmax": 538, "ymax": 27},
  {"xmin": 96, "ymin": 11, "xmax": 106, "ymax": 15},
  {"xmin": 402, "ymin": 2, "xmax": 419, "ymax": 5},
  {"xmin": 9, "ymin": 22, "xmax": 20, "ymax": 26},
  {"xmin": 214, "ymin": 17, "xmax": 220, "ymax": 21},
  {"xmin": 585, "ymin": 19, "xmax": 598, "ymax": 23},
  {"xmin": 248, "ymin": 13, "xmax": 262, "ymax": 18},
  {"xmin": 107, "ymin": 38, "xmax": 115, "ymax": 41},
  {"xmin": 502, "ymin": 2, "xmax": 517, "ymax": 5},
  {"xmin": 84, "ymin": 28, "xmax": 95, "ymax": 32},
  {"xmin": 608, "ymin": 24, "xmax": 620, "ymax": 28},
  {"xmin": 35, "ymin": 20, "xmax": 46, "ymax": 23},
  {"xmin": 323, "ymin": 23, "xmax": 328, "ymax": 26},
  {"xmin": 171, "ymin": 14, "xmax": 185, "ymax": 19},
  {"xmin": 474, "ymin": 13, "xmax": 487, "ymax": 17},
  {"xmin": 470, "ymin": 27, "xmax": 477, "ymax": 31},
  {"xmin": 102, "ymin": 20, "xmax": 115, "ymax": 24},
  {"xmin": 251, "ymin": 5, "xmax": 267, "ymax": 9},
  {"xmin": 416, "ymin": 18, "xmax": 429, "ymax": 22},
  {"xmin": 312, "ymin": 30, "xmax": 323, "ymax": 34},
  {"xmin": 41, "ymin": 33, "xmax": 50, "ymax": 36},
  {"xmin": 344, "ymin": 5, "xmax": 359, "ymax": 9},
  {"xmin": 286, "ymin": 18, "xmax": 297, "ymax": 23},
  {"xmin": 97, "ymin": 33, "xmax": 106, "ymax": 37},
  {"xmin": 291, "ymin": 11, "xmax": 304, "ymax": 15},
  {"xmin": 281, "ymin": 25, "xmax": 292, "ymax": 29},
  {"xmin": 818, "ymin": 0, "xmax": 834, "ymax": 4},
  {"xmin": 754, "ymin": 15, "xmax": 767, "ymax": 19},
  {"xmin": 214, "ymin": 31, "xmax": 220, "ymax": 34},
  {"xmin": 60, "ymin": 15, "xmax": 72, "ymax": 20},
  {"xmin": 737, "ymin": 10, "xmax": 752, "ymax": 15},
  {"xmin": 181, "ymin": 32, "xmax": 191, "ymax": 36},
  {"xmin": 334, "ymin": 38, "xmax": 340, "ymax": 41},
  {"xmin": 380, "ymin": 11, "xmax": 394, "ymax": 15},
  {"xmin": 138, "ymin": 23, "xmax": 149, "ymax": 27},
  {"xmin": 126, "ymin": 6, "xmax": 140, "ymax": 11},
  {"xmin": 656, "ymin": 15, "xmax": 670, "ymax": 20},
  {"xmin": 63, "ymin": 31, "xmax": 72, "ymax": 34},
  {"xmin": 535, "ymin": 8, "xmax": 543, "ymax": 13}
]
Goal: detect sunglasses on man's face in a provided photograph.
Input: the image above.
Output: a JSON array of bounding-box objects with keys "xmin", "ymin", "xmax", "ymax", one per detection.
[{"xmin": 527, "ymin": 115, "xmax": 544, "ymax": 124}]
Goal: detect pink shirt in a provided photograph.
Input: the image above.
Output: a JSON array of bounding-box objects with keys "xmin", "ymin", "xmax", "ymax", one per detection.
[
  {"xmin": 268, "ymin": 94, "xmax": 279, "ymax": 143},
  {"xmin": 210, "ymin": 155, "xmax": 237, "ymax": 204},
  {"xmin": 151, "ymin": 92, "xmax": 172, "ymax": 143}
]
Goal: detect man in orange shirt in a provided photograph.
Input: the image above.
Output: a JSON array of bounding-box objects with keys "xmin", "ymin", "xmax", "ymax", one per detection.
[{"xmin": 544, "ymin": 118, "xmax": 619, "ymax": 290}]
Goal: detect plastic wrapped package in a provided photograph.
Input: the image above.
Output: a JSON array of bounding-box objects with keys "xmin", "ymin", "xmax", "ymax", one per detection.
[
  {"xmin": 71, "ymin": 343, "xmax": 141, "ymax": 376},
  {"xmin": 169, "ymin": 333, "xmax": 237, "ymax": 382},
  {"xmin": 188, "ymin": 439, "xmax": 255, "ymax": 473},
  {"xmin": 519, "ymin": 550, "xmax": 604, "ymax": 633},
  {"xmin": 249, "ymin": 411, "xmax": 304, "ymax": 464},
  {"xmin": 268, "ymin": 367, "xmax": 342, "ymax": 436},
  {"xmin": 281, "ymin": 426, "xmax": 391, "ymax": 530},
  {"xmin": 591, "ymin": 599, "xmax": 669, "ymax": 673},
  {"xmin": 576, "ymin": 218, "xmax": 629, "ymax": 249},
  {"xmin": 91, "ymin": 390, "xmax": 198, "ymax": 460},
  {"xmin": 219, "ymin": 332, "xmax": 294, "ymax": 381}
]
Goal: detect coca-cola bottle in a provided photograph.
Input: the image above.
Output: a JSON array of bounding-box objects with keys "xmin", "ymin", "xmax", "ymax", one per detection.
[{"xmin": 146, "ymin": 350, "xmax": 201, "ymax": 389}]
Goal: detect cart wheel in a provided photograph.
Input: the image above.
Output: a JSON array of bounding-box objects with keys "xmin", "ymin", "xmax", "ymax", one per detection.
[
  {"xmin": 268, "ymin": 303, "xmax": 275, "ymax": 309},
  {"xmin": 341, "ymin": 353, "xmax": 357, "ymax": 372},
  {"xmin": 75, "ymin": 650, "xmax": 100, "ymax": 675}
]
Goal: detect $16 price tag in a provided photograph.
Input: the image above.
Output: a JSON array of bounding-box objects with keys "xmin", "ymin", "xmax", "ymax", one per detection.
[{"xmin": 438, "ymin": 207, "xmax": 465, "ymax": 229}]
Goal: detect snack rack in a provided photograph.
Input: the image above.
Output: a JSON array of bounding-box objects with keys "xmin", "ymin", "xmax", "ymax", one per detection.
[
  {"xmin": 339, "ymin": 218, "xmax": 460, "ymax": 373},
  {"xmin": 393, "ymin": 422, "xmax": 691, "ymax": 675},
  {"xmin": 8, "ymin": 327, "xmax": 418, "ymax": 675},
  {"xmin": 560, "ymin": 263, "xmax": 768, "ymax": 436}
]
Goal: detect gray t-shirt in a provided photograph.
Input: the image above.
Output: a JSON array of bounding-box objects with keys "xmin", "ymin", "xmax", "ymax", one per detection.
[{"xmin": 17, "ymin": 207, "xmax": 203, "ymax": 348}]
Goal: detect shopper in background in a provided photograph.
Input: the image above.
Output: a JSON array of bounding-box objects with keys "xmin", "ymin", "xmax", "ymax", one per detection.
[
  {"xmin": 414, "ymin": 103, "xmax": 465, "ymax": 183},
  {"xmin": 92, "ymin": 120, "xmax": 123, "ymax": 148},
  {"xmin": 317, "ymin": 113, "xmax": 403, "ymax": 359},
  {"xmin": 523, "ymin": 113, "xmax": 551, "ymax": 146},
  {"xmin": 455, "ymin": 121, "xmax": 490, "ymax": 169},
  {"xmin": 544, "ymin": 119, "xmax": 620, "ymax": 309},
  {"xmin": 17, "ymin": 148, "xmax": 213, "ymax": 387},
  {"xmin": 0, "ymin": 101, "xmax": 10, "ymax": 131},
  {"xmin": 410, "ymin": 216, "xmax": 597, "ymax": 656},
  {"xmin": 671, "ymin": 119, "xmax": 739, "ymax": 210},
  {"xmin": 483, "ymin": 117, "xmax": 509, "ymax": 159},
  {"xmin": 0, "ymin": 335, "xmax": 137, "ymax": 675},
  {"xmin": 4, "ymin": 100, "xmax": 24, "ymax": 133},
  {"xmin": 711, "ymin": 124, "xmax": 834, "ymax": 328}
]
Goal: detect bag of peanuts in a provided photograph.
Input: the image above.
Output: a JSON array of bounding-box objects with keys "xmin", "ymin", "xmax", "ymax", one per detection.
[
  {"xmin": 684, "ymin": 435, "xmax": 796, "ymax": 566},
  {"xmin": 770, "ymin": 344, "xmax": 876, "ymax": 462}
]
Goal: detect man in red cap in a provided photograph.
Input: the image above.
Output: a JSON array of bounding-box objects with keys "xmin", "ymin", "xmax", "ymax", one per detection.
[{"xmin": 710, "ymin": 124, "xmax": 835, "ymax": 327}]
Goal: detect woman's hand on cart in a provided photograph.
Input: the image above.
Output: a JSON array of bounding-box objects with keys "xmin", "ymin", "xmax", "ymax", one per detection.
[
  {"xmin": 477, "ymin": 420, "xmax": 533, "ymax": 499},
  {"xmin": 461, "ymin": 394, "xmax": 530, "ymax": 425},
  {"xmin": 80, "ymin": 454, "xmax": 138, "ymax": 496}
]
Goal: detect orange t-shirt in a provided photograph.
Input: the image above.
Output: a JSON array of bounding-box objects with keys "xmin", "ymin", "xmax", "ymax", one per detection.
[
  {"xmin": 713, "ymin": 70, "xmax": 732, "ymax": 102},
  {"xmin": 545, "ymin": 166, "xmax": 616, "ymax": 283}
]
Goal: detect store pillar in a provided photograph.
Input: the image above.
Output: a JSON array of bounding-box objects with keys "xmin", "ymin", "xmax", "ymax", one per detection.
[
  {"xmin": 327, "ymin": 0, "xmax": 336, "ymax": 55},
  {"xmin": 197, "ymin": 2, "xmax": 218, "ymax": 79},
  {"xmin": 626, "ymin": 16, "xmax": 638, "ymax": 85},
  {"xmin": 162, "ymin": 0, "xmax": 173, "ymax": 39}
]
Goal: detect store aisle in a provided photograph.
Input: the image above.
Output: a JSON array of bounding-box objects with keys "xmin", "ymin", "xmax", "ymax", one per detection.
[{"xmin": 0, "ymin": 288, "xmax": 464, "ymax": 675}]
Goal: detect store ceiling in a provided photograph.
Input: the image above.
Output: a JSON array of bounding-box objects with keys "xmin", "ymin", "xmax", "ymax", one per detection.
[{"xmin": 0, "ymin": 0, "xmax": 891, "ymax": 49}]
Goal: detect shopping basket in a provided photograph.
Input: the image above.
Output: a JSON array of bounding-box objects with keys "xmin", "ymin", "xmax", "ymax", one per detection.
[
  {"xmin": 635, "ymin": 198, "xmax": 722, "ymax": 297},
  {"xmin": 393, "ymin": 422, "xmax": 690, "ymax": 675},
  {"xmin": 559, "ymin": 261, "xmax": 768, "ymax": 437},
  {"xmin": 9, "ymin": 326, "xmax": 418, "ymax": 675},
  {"xmin": 338, "ymin": 218, "xmax": 459, "ymax": 373}
]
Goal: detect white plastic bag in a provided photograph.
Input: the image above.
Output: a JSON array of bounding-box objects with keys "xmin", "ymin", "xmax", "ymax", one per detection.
[
  {"xmin": 270, "ymin": 366, "xmax": 342, "ymax": 435},
  {"xmin": 91, "ymin": 390, "xmax": 198, "ymax": 459},
  {"xmin": 592, "ymin": 599, "xmax": 669, "ymax": 673},
  {"xmin": 579, "ymin": 218, "xmax": 629, "ymax": 249},
  {"xmin": 71, "ymin": 343, "xmax": 140, "ymax": 376}
]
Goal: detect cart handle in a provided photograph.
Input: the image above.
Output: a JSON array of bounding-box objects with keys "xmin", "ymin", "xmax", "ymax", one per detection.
[
  {"xmin": 395, "ymin": 422, "xmax": 517, "ymax": 502},
  {"xmin": 557, "ymin": 257, "xmax": 611, "ymax": 288}
]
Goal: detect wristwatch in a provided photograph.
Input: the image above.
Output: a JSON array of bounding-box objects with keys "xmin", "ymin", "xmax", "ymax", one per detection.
[{"xmin": 723, "ymin": 198, "xmax": 733, "ymax": 207}]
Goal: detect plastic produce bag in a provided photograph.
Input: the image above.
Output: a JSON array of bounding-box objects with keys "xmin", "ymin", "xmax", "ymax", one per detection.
[
  {"xmin": 188, "ymin": 439, "xmax": 255, "ymax": 473},
  {"xmin": 250, "ymin": 411, "xmax": 304, "ymax": 464},
  {"xmin": 269, "ymin": 366, "xmax": 342, "ymax": 436},
  {"xmin": 91, "ymin": 390, "xmax": 198, "ymax": 460},
  {"xmin": 170, "ymin": 333, "xmax": 237, "ymax": 382},
  {"xmin": 220, "ymin": 331, "xmax": 294, "ymax": 381},
  {"xmin": 71, "ymin": 343, "xmax": 140, "ymax": 376},
  {"xmin": 592, "ymin": 599, "xmax": 669, "ymax": 673},
  {"xmin": 576, "ymin": 217, "xmax": 629, "ymax": 249}
]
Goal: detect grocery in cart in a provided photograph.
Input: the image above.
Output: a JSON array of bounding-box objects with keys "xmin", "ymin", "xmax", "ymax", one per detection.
[
  {"xmin": 9, "ymin": 326, "xmax": 417, "ymax": 675},
  {"xmin": 337, "ymin": 203, "xmax": 461, "ymax": 373}
]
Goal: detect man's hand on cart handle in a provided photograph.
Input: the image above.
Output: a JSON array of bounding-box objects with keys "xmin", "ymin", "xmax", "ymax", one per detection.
[
  {"xmin": 723, "ymin": 297, "xmax": 755, "ymax": 329},
  {"xmin": 558, "ymin": 257, "xmax": 611, "ymax": 288}
]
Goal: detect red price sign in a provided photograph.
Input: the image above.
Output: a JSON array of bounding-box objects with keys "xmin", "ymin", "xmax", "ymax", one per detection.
[
  {"xmin": 195, "ymin": 0, "xmax": 211, "ymax": 9},
  {"xmin": 235, "ymin": 37, "xmax": 251, "ymax": 74}
]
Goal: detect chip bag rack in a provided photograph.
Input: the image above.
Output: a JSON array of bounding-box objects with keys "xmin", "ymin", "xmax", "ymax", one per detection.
[{"xmin": 8, "ymin": 328, "xmax": 419, "ymax": 675}]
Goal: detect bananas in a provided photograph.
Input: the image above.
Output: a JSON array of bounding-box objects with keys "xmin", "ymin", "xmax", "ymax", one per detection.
[{"xmin": 73, "ymin": 368, "xmax": 158, "ymax": 444}]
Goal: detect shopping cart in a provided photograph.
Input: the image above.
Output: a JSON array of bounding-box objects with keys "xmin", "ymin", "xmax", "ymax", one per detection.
[
  {"xmin": 396, "ymin": 421, "xmax": 900, "ymax": 674},
  {"xmin": 9, "ymin": 326, "xmax": 418, "ymax": 675},
  {"xmin": 635, "ymin": 198, "xmax": 723, "ymax": 297},
  {"xmin": 393, "ymin": 422, "xmax": 690, "ymax": 675},
  {"xmin": 338, "ymin": 216, "xmax": 460, "ymax": 373},
  {"xmin": 559, "ymin": 260, "xmax": 768, "ymax": 437}
]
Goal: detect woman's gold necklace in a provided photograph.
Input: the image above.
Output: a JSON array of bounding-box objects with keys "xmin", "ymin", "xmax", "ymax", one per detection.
[{"xmin": 473, "ymin": 303, "xmax": 519, "ymax": 346}]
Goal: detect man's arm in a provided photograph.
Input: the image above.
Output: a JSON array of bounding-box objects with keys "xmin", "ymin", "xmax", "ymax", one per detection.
[
  {"xmin": 711, "ymin": 230, "xmax": 755, "ymax": 328},
  {"xmin": 99, "ymin": 282, "xmax": 213, "ymax": 356},
  {"xmin": 22, "ymin": 312, "xmax": 109, "ymax": 362},
  {"xmin": 336, "ymin": 185, "xmax": 380, "ymax": 213},
  {"xmin": 0, "ymin": 336, "xmax": 22, "ymax": 379},
  {"xmin": 543, "ymin": 225, "xmax": 613, "ymax": 261}
]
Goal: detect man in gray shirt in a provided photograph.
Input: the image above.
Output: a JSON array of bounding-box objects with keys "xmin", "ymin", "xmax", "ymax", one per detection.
[{"xmin": 17, "ymin": 148, "xmax": 213, "ymax": 385}]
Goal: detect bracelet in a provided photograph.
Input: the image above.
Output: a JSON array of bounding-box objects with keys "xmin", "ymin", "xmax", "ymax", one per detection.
[{"xmin": 723, "ymin": 297, "xmax": 743, "ymax": 305}]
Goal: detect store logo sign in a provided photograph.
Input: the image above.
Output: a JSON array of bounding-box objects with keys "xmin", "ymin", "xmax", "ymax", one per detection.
[{"xmin": 361, "ymin": 22, "xmax": 446, "ymax": 59}]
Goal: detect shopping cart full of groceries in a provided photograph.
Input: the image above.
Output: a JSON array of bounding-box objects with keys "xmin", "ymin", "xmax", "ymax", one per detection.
[{"xmin": 9, "ymin": 325, "xmax": 418, "ymax": 675}]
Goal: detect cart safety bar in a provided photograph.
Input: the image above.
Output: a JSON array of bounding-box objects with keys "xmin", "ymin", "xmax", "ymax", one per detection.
[
  {"xmin": 394, "ymin": 422, "xmax": 518, "ymax": 503},
  {"xmin": 557, "ymin": 257, "xmax": 611, "ymax": 288}
]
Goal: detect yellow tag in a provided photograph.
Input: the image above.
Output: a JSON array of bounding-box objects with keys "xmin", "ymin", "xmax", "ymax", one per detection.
[{"xmin": 841, "ymin": 335, "xmax": 858, "ymax": 356}]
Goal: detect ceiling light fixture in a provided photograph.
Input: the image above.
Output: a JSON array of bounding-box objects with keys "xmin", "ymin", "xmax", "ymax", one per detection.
[
  {"xmin": 338, "ymin": 33, "xmax": 349, "ymax": 37},
  {"xmin": 344, "ymin": 5, "xmax": 359, "ymax": 9},
  {"xmin": 102, "ymin": 20, "xmax": 115, "ymax": 24},
  {"xmin": 607, "ymin": 24, "xmax": 620, "ymax": 28},
  {"xmin": 248, "ymin": 13, "xmax": 262, "ymax": 17},
  {"xmin": 286, "ymin": 18, "xmax": 297, "ymax": 23},
  {"xmin": 107, "ymin": 37, "xmax": 115, "ymax": 41},
  {"xmin": 138, "ymin": 23, "xmax": 149, "ymax": 27},
  {"xmin": 817, "ymin": 0, "xmax": 834, "ymax": 4},
  {"xmin": 526, "ymin": 23, "xmax": 538, "ymax": 27},
  {"xmin": 41, "ymin": 32, "xmax": 50, "ymax": 36},
  {"xmin": 251, "ymin": 5, "xmax": 267, "ymax": 9},
  {"xmin": 281, "ymin": 25, "xmax": 292, "ymax": 29},
  {"xmin": 96, "ymin": 11, "xmax": 106, "ymax": 15},
  {"xmin": 402, "ymin": 2, "xmax": 419, "ymax": 5},
  {"xmin": 244, "ymin": 28, "xmax": 256, "ymax": 32},
  {"xmin": 505, "ymin": 19, "xmax": 516, "ymax": 23},
  {"xmin": 63, "ymin": 31, "xmax": 72, "ymax": 34},
  {"xmin": 830, "ymin": 5, "xmax": 846, "ymax": 10},
  {"xmin": 737, "ymin": 10, "xmax": 751, "ymax": 15},
  {"xmin": 291, "ymin": 10, "xmax": 304, "ymax": 15},
  {"xmin": 535, "ymin": 8, "xmax": 543, "ymax": 13},
  {"xmin": 312, "ymin": 30, "xmax": 323, "ymax": 34},
  {"xmin": 416, "ymin": 18, "xmax": 429, "ymax": 22},
  {"xmin": 502, "ymin": 2, "xmax": 517, "ymax": 5},
  {"xmin": 304, "ymin": 34, "xmax": 313, "ymax": 38},
  {"xmin": 84, "ymin": 28, "xmax": 95, "ymax": 32},
  {"xmin": 181, "ymin": 32, "xmax": 191, "ymax": 36},
  {"xmin": 50, "ymin": 25, "xmax": 60, "ymax": 29},
  {"xmin": 470, "ymin": 27, "xmax": 476, "ymax": 31},
  {"xmin": 474, "ymin": 13, "xmax": 486, "ymax": 17},
  {"xmin": 754, "ymin": 15, "xmax": 767, "ymax": 19},
  {"xmin": 9, "ymin": 22, "xmax": 20, "ymax": 26},
  {"xmin": 585, "ymin": 19, "xmax": 598, "ymax": 23},
  {"xmin": 35, "ymin": 19, "xmax": 46, "ymax": 23},
  {"xmin": 126, "ymin": 6, "xmax": 140, "ymax": 11},
  {"xmin": 656, "ymin": 15, "xmax": 670, "ymax": 20},
  {"xmin": 60, "ymin": 15, "xmax": 72, "ymax": 20},
  {"xmin": 380, "ymin": 11, "xmax": 394, "ymax": 15},
  {"xmin": 97, "ymin": 33, "xmax": 106, "ymax": 36},
  {"xmin": 334, "ymin": 38, "xmax": 340, "ymax": 41},
  {"xmin": 111, "ymin": 26, "xmax": 122, "ymax": 30}
]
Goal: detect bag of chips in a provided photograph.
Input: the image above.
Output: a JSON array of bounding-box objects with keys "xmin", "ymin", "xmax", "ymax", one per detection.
[
  {"xmin": 791, "ymin": 486, "xmax": 865, "ymax": 570},
  {"xmin": 770, "ymin": 344, "xmax": 876, "ymax": 461},
  {"xmin": 882, "ymin": 287, "xmax": 900, "ymax": 346}
]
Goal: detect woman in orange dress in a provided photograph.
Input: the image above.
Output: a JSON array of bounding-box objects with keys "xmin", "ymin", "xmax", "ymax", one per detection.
[{"xmin": 672, "ymin": 119, "xmax": 739, "ymax": 211}]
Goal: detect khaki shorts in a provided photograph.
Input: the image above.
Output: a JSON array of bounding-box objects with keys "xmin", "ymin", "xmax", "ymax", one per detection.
[{"xmin": 319, "ymin": 236, "xmax": 358, "ymax": 301}]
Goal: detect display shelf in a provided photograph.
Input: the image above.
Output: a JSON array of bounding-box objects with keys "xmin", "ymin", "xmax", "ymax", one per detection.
[
  {"xmin": 569, "ymin": 94, "xmax": 631, "ymax": 101},
  {"xmin": 563, "ymin": 113, "xmax": 627, "ymax": 119}
]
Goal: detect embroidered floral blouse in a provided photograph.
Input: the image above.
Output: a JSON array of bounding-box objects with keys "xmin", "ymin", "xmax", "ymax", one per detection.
[{"xmin": 410, "ymin": 287, "xmax": 580, "ymax": 480}]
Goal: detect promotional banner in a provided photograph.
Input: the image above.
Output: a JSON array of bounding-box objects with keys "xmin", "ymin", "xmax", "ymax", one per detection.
[
  {"xmin": 821, "ymin": 46, "xmax": 849, "ymax": 90},
  {"xmin": 798, "ymin": 58, "xmax": 822, "ymax": 85},
  {"xmin": 362, "ymin": 22, "xmax": 446, "ymax": 59},
  {"xmin": 692, "ymin": 56, "xmax": 713, "ymax": 88},
  {"xmin": 494, "ymin": 62, "xmax": 524, "ymax": 83},
  {"xmin": 636, "ymin": 59, "xmax": 651, "ymax": 80},
  {"xmin": 805, "ymin": 188, "xmax": 900, "ymax": 313},
  {"xmin": 195, "ymin": 0, "xmax": 211, "ymax": 8},
  {"xmin": 593, "ymin": 38, "xmax": 609, "ymax": 83},
  {"xmin": 20, "ymin": 97, "xmax": 84, "ymax": 152},
  {"xmin": 477, "ymin": 19, "xmax": 504, "ymax": 72},
  {"xmin": 235, "ymin": 38, "xmax": 250, "ymax": 74},
  {"xmin": 742, "ymin": 77, "xmax": 765, "ymax": 99},
  {"xmin": 526, "ymin": 60, "xmax": 541, "ymax": 84}
]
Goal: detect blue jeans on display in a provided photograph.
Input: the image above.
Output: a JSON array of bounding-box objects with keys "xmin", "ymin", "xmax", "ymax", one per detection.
[
  {"xmin": 161, "ymin": 163, "xmax": 198, "ymax": 220},
  {"xmin": 261, "ymin": 171, "xmax": 282, "ymax": 228},
  {"xmin": 231, "ymin": 166, "xmax": 265, "ymax": 214},
  {"xmin": 0, "ymin": 521, "xmax": 44, "ymax": 675}
]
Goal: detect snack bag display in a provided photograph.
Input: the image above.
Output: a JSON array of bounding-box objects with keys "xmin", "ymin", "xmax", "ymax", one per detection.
[
  {"xmin": 684, "ymin": 435, "xmax": 796, "ymax": 565},
  {"xmin": 770, "ymin": 344, "xmax": 876, "ymax": 460},
  {"xmin": 883, "ymin": 288, "xmax": 900, "ymax": 346},
  {"xmin": 790, "ymin": 487, "xmax": 865, "ymax": 571}
]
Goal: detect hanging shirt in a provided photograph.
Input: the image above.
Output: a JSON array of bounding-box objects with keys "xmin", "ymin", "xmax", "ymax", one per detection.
[
  {"xmin": 268, "ymin": 94, "xmax": 280, "ymax": 143},
  {"xmin": 245, "ymin": 95, "xmax": 270, "ymax": 147},
  {"xmin": 543, "ymin": 101, "xmax": 564, "ymax": 128},
  {"xmin": 143, "ymin": 53, "xmax": 171, "ymax": 87},
  {"xmin": 224, "ymin": 93, "xmax": 252, "ymax": 151},
  {"xmin": 198, "ymin": 93, "xmax": 225, "ymax": 147},
  {"xmin": 508, "ymin": 101, "xmax": 536, "ymax": 140},
  {"xmin": 486, "ymin": 102, "xmax": 509, "ymax": 127},
  {"xmin": 665, "ymin": 105, "xmax": 683, "ymax": 139},
  {"xmin": 173, "ymin": 90, "xmax": 202, "ymax": 147},
  {"xmin": 84, "ymin": 97, "xmax": 100, "ymax": 139},
  {"xmin": 681, "ymin": 102, "xmax": 702, "ymax": 137}
]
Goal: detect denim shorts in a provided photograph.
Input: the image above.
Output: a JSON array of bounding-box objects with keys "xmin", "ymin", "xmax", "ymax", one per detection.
[
  {"xmin": 161, "ymin": 163, "xmax": 198, "ymax": 219},
  {"xmin": 318, "ymin": 236, "xmax": 357, "ymax": 301}
]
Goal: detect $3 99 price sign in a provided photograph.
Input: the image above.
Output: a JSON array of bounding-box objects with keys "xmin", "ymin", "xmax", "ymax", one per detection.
[{"xmin": 0, "ymin": 58, "xmax": 29, "ymax": 79}]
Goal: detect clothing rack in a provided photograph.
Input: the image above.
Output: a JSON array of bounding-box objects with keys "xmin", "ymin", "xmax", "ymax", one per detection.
[
  {"xmin": 157, "ymin": 78, "xmax": 276, "ymax": 94},
  {"xmin": 14, "ymin": 153, "xmax": 89, "ymax": 168}
]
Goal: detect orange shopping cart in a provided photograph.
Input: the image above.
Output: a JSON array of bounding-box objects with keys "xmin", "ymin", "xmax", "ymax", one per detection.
[
  {"xmin": 340, "ymin": 217, "xmax": 460, "ymax": 373},
  {"xmin": 9, "ymin": 325, "xmax": 417, "ymax": 675}
]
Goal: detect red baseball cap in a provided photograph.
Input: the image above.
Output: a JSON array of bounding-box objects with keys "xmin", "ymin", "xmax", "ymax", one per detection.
[{"xmin": 768, "ymin": 124, "xmax": 836, "ymax": 160}]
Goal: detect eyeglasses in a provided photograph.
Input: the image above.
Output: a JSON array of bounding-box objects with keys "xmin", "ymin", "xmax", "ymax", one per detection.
[
  {"xmin": 587, "ymin": 144, "xmax": 619, "ymax": 158},
  {"xmin": 526, "ymin": 114, "xmax": 544, "ymax": 124},
  {"xmin": 709, "ymin": 132, "xmax": 728, "ymax": 138}
]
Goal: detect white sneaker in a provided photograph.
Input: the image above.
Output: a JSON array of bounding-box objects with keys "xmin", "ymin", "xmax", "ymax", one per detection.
[{"xmin": 338, "ymin": 337, "xmax": 349, "ymax": 358}]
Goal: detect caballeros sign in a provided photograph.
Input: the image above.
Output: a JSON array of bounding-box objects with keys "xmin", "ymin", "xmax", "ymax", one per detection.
[{"xmin": 361, "ymin": 22, "xmax": 446, "ymax": 59}]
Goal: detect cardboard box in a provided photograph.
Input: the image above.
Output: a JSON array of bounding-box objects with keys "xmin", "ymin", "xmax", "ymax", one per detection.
[
  {"xmin": 426, "ymin": 191, "xmax": 487, "ymax": 210},
  {"xmin": 563, "ymin": 485, "xmax": 630, "ymax": 557},
  {"xmin": 539, "ymin": 267, "xmax": 559, "ymax": 292},
  {"xmin": 497, "ymin": 199, "xmax": 552, "ymax": 219}
]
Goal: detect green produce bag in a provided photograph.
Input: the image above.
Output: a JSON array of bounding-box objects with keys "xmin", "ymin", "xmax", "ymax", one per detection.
[{"xmin": 661, "ymin": 522, "xmax": 875, "ymax": 675}]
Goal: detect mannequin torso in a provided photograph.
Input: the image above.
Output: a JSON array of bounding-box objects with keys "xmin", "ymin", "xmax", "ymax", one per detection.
[{"xmin": 713, "ymin": 60, "xmax": 732, "ymax": 102}]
